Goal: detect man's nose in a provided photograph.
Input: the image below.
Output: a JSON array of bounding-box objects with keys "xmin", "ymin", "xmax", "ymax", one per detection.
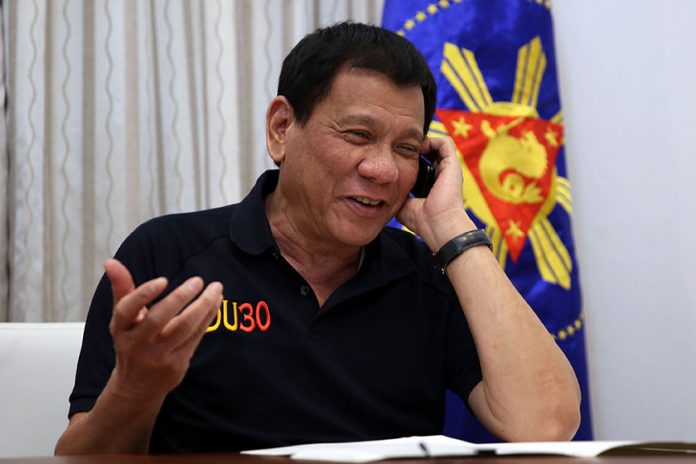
[{"xmin": 356, "ymin": 144, "xmax": 399, "ymax": 184}]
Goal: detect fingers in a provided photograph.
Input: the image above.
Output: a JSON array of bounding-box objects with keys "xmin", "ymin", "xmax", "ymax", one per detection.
[
  {"xmin": 144, "ymin": 277, "xmax": 204, "ymax": 330},
  {"xmin": 109, "ymin": 263, "xmax": 223, "ymax": 347},
  {"xmin": 436, "ymin": 139, "xmax": 460, "ymax": 170},
  {"xmin": 161, "ymin": 282, "xmax": 223, "ymax": 349},
  {"xmin": 418, "ymin": 137, "xmax": 462, "ymax": 188},
  {"xmin": 133, "ymin": 277, "xmax": 222, "ymax": 344},
  {"xmin": 111, "ymin": 275, "xmax": 168, "ymax": 332}
]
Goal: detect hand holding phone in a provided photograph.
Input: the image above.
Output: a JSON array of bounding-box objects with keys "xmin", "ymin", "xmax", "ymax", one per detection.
[{"xmin": 399, "ymin": 137, "xmax": 475, "ymax": 250}]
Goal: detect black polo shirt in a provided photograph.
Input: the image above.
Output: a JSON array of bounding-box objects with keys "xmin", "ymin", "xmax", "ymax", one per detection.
[{"xmin": 70, "ymin": 170, "xmax": 482, "ymax": 453}]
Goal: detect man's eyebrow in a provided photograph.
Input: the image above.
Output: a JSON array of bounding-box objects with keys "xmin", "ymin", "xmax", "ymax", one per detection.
[
  {"xmin": 337, "ymin": 114, "xmax": 424, "ymax": 141},
  {"xmin": 337, "ymin": 114, "xmax": 380, "ymax": 127},
  {"xmin": 404, "ymin": 128, "xmax": 426, "ymax": 142}
]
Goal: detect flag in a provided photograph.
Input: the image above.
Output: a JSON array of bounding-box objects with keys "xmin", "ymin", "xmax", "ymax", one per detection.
[{"xmin": 383, "ymin": 0, "xmax": 592, "ymax": 441}]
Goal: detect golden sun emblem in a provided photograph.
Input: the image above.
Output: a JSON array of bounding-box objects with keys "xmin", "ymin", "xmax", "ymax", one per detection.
[
  {"xmin": 431, "ymin": 37, "xmax": 574, "ymax": 289},
  {"xmin": 479, "ymin": 118, "xmax": 548, "ymax": 205}
]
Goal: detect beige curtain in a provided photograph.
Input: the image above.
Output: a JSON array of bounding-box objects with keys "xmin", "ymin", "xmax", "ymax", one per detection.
[{"xmin": 1, "ymin": 0, "xmax": 384, "ymax": 322}]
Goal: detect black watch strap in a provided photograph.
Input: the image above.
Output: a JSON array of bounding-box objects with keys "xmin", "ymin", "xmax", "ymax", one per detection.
[{"xmin": 434, "ymin": 229, "xmax": 492, "ymax": 274}]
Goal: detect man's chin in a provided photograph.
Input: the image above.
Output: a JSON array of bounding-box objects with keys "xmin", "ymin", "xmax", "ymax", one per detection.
[{"xmin": 335, "ymin": 224, "xmax": 384, "ymax": 247}]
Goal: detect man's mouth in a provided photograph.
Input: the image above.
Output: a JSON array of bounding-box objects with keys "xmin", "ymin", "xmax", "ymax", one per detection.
[{"xmin": 351, "ymin": 196, "xmax": 383, "ymax": 207}]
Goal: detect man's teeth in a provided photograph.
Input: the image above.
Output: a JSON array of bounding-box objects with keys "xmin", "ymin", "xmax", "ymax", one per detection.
[{"xmin": 354, "ymin": 197, "xmax": 381, "ymax": 206}]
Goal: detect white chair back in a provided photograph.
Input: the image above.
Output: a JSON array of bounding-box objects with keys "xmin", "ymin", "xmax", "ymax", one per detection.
[{"xmin": 0, "ymin": 323, "xmax": 84, "ymax": 457}]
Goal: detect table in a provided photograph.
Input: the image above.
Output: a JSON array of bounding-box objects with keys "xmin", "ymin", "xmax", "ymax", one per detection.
[{"xmin": 0, "ymin": 455, "xmax": 694, "ymax": 464}]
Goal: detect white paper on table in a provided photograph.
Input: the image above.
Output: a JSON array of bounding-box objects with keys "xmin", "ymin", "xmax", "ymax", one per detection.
[{"xmin": 243, "ymin": 435, "xmax": 694, "ymax": 462}]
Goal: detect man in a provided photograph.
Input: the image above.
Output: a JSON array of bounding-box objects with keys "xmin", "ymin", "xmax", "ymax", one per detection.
[{"xmin": 56, "ymin": 22, "xmax": 580, "ymax": 455}]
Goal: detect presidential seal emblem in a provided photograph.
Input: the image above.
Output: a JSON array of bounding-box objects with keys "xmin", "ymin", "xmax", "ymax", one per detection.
[{"xmin": 431, "ymin": 36, "xmax": 573, "ymax": 290}]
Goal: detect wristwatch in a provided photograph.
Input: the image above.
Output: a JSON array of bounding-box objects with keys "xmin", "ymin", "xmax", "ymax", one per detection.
[{"xmin": 434, "ymin": 229, "xmax": 492, "ymax": 274}]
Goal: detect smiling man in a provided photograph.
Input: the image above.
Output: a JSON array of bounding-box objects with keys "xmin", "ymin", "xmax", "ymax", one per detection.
[{"xmin": 56, "ymin": 22, "xmax": 581, "ymax": 455}]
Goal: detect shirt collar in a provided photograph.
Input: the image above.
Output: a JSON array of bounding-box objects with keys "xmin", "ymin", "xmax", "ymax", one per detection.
[{"xmin": 228, "ymin": 169, "xmax": 279, "ymax": 255}]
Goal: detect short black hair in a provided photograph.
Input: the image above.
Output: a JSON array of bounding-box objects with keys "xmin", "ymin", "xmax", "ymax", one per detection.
[{"xmin": 277, "ymin": 22, "xmax": 436, "ymax": 136}]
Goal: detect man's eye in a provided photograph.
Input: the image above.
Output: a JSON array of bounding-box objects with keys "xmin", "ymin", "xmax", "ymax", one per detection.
[
  {"xmin": 396, "ymin": 145, "xmax": 419, "ymax": 156},
  {"xmin": 345, "ymin": 131, "xmax": 370, "ymax": 142}
]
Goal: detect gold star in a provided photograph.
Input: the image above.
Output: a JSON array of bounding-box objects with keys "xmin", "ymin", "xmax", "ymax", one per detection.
[
  {"xmin": 416, "ymin": 11, "xmax": 427, "ymax": 22},
  {"xmin": 505, "ymin": 220, "xmax": 525, "ymax": 240},
  {"xmin": 567, "ymin": 326, "xmax": 575, "ymax": 336},
  {"xmin": 545, "ymin": 128, "xmax": 559, "ymax": 147},
  {"xmin": 452, "ymin": 117, "xmax": 473, "ymax": 137},
  {"xmin": 558, "ymin": 330, "xmax": 567, "ymax": 340},
  {"xmin": 439, "ymin": 0, "xmax": 450, "ymax": 7},
  {"xmin": 427, "ymin": 4, "xmax": 438, "ymax": 14},
  {"xmin": 397, "ymin": 30, "xmax": 405, "ymax": 36},
  {"xmin": 404, "ymin": 19, "xmax": 415, "ymax": 30}
]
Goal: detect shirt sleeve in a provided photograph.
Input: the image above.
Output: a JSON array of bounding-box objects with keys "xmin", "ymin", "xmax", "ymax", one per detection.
[{"xmin": 444, "ymin": 298, "xmax": 483, "ymax": 406}]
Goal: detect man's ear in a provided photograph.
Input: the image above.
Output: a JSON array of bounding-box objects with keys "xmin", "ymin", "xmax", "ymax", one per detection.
[{"xmin": 266, "ymin": 96, "xmax": 294, "ymax": 166}]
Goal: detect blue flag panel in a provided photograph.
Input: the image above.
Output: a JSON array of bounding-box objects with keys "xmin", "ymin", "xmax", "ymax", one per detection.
[{"xmin": 382, "ymin": 0, "xmax": 592, "ymax": 441}]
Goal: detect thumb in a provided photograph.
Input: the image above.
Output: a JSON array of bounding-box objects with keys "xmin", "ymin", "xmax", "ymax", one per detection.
[
  {"xmin": 396, "ymin": 198, "xmax": 421, "ymax": 235},
  {"xmin": 105, "ymin": 258, "xmax": 135, "ymax": 305}
]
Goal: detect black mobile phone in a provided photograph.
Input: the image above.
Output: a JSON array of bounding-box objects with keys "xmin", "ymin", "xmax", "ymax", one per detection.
[{"xmin": 411, "ymin": 156, "xmax": 436, "ymax": 198}]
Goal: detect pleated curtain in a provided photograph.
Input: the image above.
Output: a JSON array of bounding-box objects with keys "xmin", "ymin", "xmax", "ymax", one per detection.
[{"xmin": 0, "ymin": 0, "xmax": 384, "ymax": 321}]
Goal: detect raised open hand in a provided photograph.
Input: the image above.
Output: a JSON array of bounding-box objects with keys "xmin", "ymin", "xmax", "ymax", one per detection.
[{"xmin": 105, "ymin": 259, "xmax": 223, "ymax": 401}]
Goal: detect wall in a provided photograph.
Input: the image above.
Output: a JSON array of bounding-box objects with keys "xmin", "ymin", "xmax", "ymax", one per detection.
[{"xmin": 552, "ymin": 0, "xmax": 696, "ymax": 440}]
